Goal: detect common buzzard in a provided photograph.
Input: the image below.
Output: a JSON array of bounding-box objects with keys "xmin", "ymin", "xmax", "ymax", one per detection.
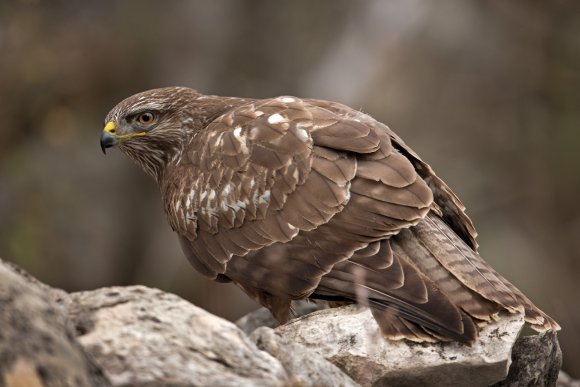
[{"xmin": 100, "ymin": 87, "xmax": 559, "ymax": 343}]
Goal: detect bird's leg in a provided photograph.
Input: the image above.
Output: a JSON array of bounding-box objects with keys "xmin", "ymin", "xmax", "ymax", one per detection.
[{"xmin": 235, "ymin": 283, "xmax": 292, "ymax": 324}]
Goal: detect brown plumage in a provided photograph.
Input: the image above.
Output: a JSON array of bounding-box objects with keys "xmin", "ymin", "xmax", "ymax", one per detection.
[{"xmin": 100, "ymin": 87, "xmax": 559, "ymax": 344}]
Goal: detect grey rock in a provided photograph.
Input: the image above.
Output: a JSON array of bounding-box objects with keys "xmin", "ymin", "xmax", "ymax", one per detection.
[
  {"xmin": 276, "ymin": 304, "xmax": 526, "ymax": 387},
  {"xmin": 1, "ymin": 256, "xmax": 566, "ymax": 387},
  {"xmin": 236, "ymin": 300, "xmax": 327, "ymax": 335},
  {"xmin": 492, "ymin": 331, "xmax": 562, "ymax": 387},
  {"xmin": 251, "ymin": 327, "xmax": 359, "ymax": 387},
  {"xmin": 68, "ymin": 285, "xmax": 288, "ymax": 386},
  {"xmin": 0, "ymin": 257, "xmax": 110, "ymax": 387}
]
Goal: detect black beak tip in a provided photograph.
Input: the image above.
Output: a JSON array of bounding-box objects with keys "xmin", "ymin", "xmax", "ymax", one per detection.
[{"xmin": 100, "ymin": 131, "xmax": 118, "ymax": 155}]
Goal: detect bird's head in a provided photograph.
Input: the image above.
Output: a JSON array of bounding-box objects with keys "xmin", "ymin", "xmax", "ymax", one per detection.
[{"xmin": 100, "ymin": 87, "xmax": 202, "ymax": 179}]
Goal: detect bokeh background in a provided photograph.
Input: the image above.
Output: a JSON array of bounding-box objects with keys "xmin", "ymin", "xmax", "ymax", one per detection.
[{"xmin": 1, "ymin": 0, "xmax": 578, "ymax": 376}]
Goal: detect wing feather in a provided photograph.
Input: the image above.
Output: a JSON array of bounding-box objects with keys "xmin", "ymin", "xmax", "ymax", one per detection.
[
  {"xmin": 219, "ymin": 103, "xmax": 435, "ymax": 323},
  {"xmin": 167, "ymin": 97, "xmax": 367, "ymax": 280}
]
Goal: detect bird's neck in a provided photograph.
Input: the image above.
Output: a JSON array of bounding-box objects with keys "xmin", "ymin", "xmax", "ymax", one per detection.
[{"xmin": 121, "ymin": 130, "xmax": 182, "ymax": 183}]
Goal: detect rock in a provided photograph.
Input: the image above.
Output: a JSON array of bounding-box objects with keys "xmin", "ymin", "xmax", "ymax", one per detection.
[
  {"xmin": 276, "ymin": 304, "xmax": 526, "ymax": 387},
  {"xmin": 251, "ymin": 327, "xmax": 358, "ymax": 387},
  {"xmin": 67, "ymin": 286, "xmax": 288, "ymax": 386},
  {"xmin": 492, "ymin": 330, "xmax": 562, "ymax": 387},
  {"xmin": 0, "ymin": 257, "xmax": 110, "ymax": 387},
  {"xmin": 0, "ymin": 256, "xmax": 567, "ymax": 387},
  {"xmin": 236, "ymin": 300, "xmax": 327, "ymax": 335}
]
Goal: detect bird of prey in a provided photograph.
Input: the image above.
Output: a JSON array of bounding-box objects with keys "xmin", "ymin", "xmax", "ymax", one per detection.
[{"xmin": 100, "ymin": 87, "xmax": 559, "ymax": 344}]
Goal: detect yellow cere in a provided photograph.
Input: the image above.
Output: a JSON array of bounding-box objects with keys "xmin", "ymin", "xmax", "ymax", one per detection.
[{"xmin": 103, "ymin": 121, "xmax": 116, "ymax": 134}]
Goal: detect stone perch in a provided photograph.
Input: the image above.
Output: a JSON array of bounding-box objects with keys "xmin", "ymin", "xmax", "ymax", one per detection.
[{"xmin": 0, "ymin": 257, "xmax": 567, "ymax": 386}]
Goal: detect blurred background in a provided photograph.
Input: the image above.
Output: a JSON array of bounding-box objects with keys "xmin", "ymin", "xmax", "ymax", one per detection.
[{"xmin": 0, "ymin": 0, "xmax": 578, "ymax": 376}]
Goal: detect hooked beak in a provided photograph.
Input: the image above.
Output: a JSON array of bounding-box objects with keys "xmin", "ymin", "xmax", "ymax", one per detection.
[{"xmin": 100, "ymin": 122, "xmax": 118, "ymax": 154}]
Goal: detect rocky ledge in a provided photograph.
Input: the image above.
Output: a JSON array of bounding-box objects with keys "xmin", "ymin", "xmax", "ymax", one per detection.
[{"xmin": 0, "ymin": 257, "xmax": 569, "ymax": 386}]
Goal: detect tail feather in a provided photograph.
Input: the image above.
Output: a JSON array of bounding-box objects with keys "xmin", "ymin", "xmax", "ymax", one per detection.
[
  {"xmin": 392, "ymin": 228, "xmax": 502, "ymax": 321},
  {"xmin": 412, "ymin": 214, "xmax": 521, "ymax": 311},
  {"xmin": 412, "ymin": 213, "xmax": 560, "ymax": 332},
  {"xmin": 487, "ymin": 264, "xmax": 560, "ymax": 331},
  {"xmin": 310, "ymin": 214, "xmax": 559, "ymax": 344},
  {"xmin": 312, "ymin": 210, "xmax": 559, "ymax": 345}
]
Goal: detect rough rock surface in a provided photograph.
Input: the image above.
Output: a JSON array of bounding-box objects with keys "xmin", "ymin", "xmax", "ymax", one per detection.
[
  {"xmin": 251, "ymin": 327, "xmax": 358, "ymax": 387},
  {"xmin": 492, "ymin": 330, "xmax": 562, "ymax": 387},
  {"xmin": 67, "ymin": 286, "xmax": 288, "ymax": 387},
  {"xmin": 0, "ymin": 258, "xmax": 109, "ymax": 387},
  {"xmin": 276, "ymin": 304, "xmax": 526, "ymax": 387},
  {"xmin": 0, "ymin": 257, "xmax": 569, "ymax": 387}
]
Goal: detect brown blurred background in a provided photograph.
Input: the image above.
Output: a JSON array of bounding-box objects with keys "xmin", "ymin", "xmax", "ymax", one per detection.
[{"xmin": 0, "ymin": 0, "xmax": 578, "ymax": 376}]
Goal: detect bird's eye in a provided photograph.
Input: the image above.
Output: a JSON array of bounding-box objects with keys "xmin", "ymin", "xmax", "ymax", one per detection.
[{"xmin": 136, "ymin": 111, "xmax": 157, "ymax": 126}]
